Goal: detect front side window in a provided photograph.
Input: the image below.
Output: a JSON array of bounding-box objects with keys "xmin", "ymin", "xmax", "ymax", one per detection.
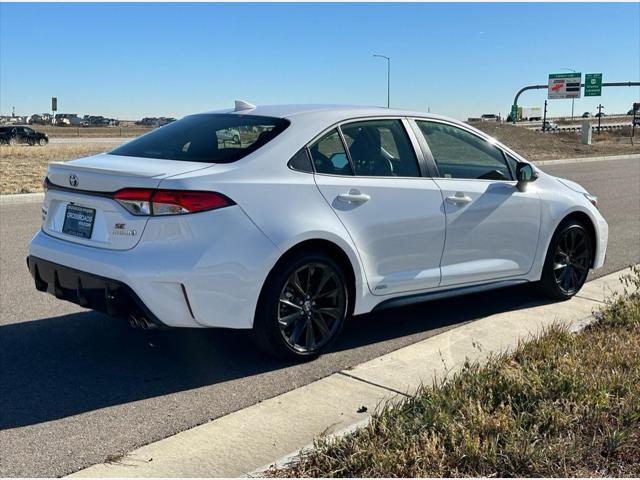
[
  {"xmin": 309, "ymin": 129, "xmax": 352, "ymax": 175},
  {"xmin": 504, "ymin": 153, "xmax": 519, "ymax": 176},
  {"xmin": 417, "ymin": 121, "xmax": 512, "ymax": 181},
  {"xmin": 110, "ymin": 114, "xmax": 289, "ymax": 163},
  {"xmin": 341, "ymin": 119, "xmax": 420, "ymax": 177}
]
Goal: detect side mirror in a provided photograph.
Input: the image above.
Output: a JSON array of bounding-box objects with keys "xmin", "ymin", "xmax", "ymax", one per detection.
[{"xmin": 516, "ymin": 163, "xmax": 538, "ymax": 191}]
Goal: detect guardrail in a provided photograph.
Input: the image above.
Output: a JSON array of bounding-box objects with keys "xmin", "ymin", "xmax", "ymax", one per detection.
[{"xmin": 534, "ymin": 123, "xmax": 630, "ymax": 133}]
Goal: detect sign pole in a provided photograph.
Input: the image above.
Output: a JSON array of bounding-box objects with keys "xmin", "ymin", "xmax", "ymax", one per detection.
[
  {"xmin": 542, "ymin": 100, "xmax": 548, "ymax": 132},
  {"xmin": 571, "ymin": 99, "xmax": 574, "ymax": 120},
  {"xmin": 597, "ymin": 104, "xmax": 604, "ymax": 134},
  {"xmin": 632, "ymin": 104, "xmax": 637, "ymax": 143}
]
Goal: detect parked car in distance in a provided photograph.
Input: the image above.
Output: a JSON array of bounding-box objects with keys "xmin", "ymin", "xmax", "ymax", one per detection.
[
  {"xmin": 581, "ymin": 112, "xmax": 591, "ymax": 118},
  {"xmin": 595, "ymin": 112, "xmax": 606, "ymax": 118},
  {"xmin": 27, "ymin": 103, "xmax": 608, "ymax": 360},
  {"xmin": 217, "ymin": 128, "xmax": 241, "ymax": 143},
  {"xmin": 543, "ymin": 121, "xmax": 558, "ymax": 131},
  {"xmin": 0, "ymin": 125, "xmax": 48, "ymax": 146}
]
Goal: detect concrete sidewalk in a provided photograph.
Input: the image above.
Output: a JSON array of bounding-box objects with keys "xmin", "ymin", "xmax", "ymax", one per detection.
[{"xmin": 68, "ymin": 268, "xmax": 631, "ymax": 478}]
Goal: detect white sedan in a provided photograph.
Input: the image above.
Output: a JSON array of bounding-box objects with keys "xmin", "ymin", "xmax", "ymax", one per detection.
[{"xmin": 28, "ymin": 102, "xmax": 608, "ymax": 360}]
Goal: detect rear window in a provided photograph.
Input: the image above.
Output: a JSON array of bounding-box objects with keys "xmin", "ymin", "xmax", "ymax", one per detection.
[{"xmin": 109, "ymin": 114, "xmax": 289, "ymax": 163}]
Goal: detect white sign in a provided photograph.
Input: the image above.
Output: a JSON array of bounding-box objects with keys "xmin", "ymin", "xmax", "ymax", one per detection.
[{"xmin": 548, "ymin": 73, "xmax": 582, "ymax": 100}]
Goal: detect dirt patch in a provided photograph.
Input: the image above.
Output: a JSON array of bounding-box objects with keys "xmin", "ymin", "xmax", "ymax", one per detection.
[{"xmin": 471, "ymin": 122, "xmax": 640, "ymax": 161}]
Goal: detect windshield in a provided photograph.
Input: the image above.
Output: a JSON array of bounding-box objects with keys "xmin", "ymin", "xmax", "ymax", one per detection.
[{"xmin": 109, "ymin": 114, "xmax": 289, "ymax": 163}]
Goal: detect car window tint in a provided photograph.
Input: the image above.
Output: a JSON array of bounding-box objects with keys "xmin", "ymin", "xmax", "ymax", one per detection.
[
  {"xmin": 110, "ymin": 114, "xmax": 289, "ymax": 163},
  {"xmin": 417, "ymin": 121, "xmax": 512, "ymax": 181},
  {"xmin": 341, "ymin": 120, "xmax": 420, "ymax": 177},
  {"xmin": 288, "ymin": 148, "xmax": 313, "ymax": 173},
  {"xmin": 309, "ymin": 129, "xmax": 353, "ymax": 175}
]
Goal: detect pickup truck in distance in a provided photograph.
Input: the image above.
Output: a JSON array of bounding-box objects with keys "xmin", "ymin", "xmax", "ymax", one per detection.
[{"xmin": 0, "ymin": 126, "xmax": 49, "ymax": 146}]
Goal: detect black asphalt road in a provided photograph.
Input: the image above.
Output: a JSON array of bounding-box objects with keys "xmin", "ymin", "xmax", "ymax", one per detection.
[{"xmin": 1, "ymin": 158, "xmax": 638, "ymax": 477}]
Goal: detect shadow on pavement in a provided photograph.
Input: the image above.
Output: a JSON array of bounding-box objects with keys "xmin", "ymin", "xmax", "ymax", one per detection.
[{"xmin": 0, "ymin": 283, "xmax": 554, "ymax": 429}]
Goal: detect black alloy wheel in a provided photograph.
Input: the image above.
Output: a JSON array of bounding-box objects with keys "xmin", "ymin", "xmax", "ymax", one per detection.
[
  {"xmin": 552, "ymin": 226, "xmax": 592, "ymax": 295},
  {"xmin": 540, "ymin": 220, "xmax": 593, "ymax": 299},
  {"xmin": 277, "ymin": 262, "xmax": 346, "ymax": 353},
  {"xmin": 252, "ymin": 252, "xmax": 349, "ymax": 360}
]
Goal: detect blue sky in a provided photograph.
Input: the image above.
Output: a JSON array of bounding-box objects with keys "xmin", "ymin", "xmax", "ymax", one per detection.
[{"xmin": 1, "ymin": 2, "xmax": 638, "ymax": 120}]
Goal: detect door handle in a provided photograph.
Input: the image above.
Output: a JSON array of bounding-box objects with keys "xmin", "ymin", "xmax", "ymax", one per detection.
[
  {"xmin": 445, "ymin": 192, "xmax": 473, "ymax": 205},
  {"xmin": 337, "ymin": 189, "xmax": 370, "ymax": 204}
]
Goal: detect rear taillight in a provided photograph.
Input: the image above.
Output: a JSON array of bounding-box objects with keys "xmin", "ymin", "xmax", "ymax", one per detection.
[{"xmin": 113, "ymin": 189, "xmax": 234, "ymax": 216}]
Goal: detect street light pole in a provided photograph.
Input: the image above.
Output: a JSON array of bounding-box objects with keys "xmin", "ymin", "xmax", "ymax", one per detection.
[
  {"xmin": 561, "ymin": 67, "xmax": 577, "ymax": 120},
  {"xmin": 373, "ymin": 54, "xmax": 390, "ymax": 108}
]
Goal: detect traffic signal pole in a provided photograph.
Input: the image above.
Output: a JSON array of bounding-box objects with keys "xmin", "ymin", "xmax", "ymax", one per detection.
[
  {"xmin": 542, "ymin": 100, "xmax": 548, "ymax": 132},
  {"xmin": 511, "ymin": 81, "xmax": 639, "ymax": 123}
]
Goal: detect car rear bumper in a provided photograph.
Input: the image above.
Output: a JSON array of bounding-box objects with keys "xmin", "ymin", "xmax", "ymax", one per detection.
[
  {"xmin": 27, "ymin": 256, "xmax": 166, "ymax": 329},
  {"xmin": 27, "ymin": 205, "xmax": 282, "ymax": 329}
]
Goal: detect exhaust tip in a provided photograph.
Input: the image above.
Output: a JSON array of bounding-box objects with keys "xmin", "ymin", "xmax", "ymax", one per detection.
[{"xmin": 128, "ymin": 314, "xmax": 157, "ymax": 330}]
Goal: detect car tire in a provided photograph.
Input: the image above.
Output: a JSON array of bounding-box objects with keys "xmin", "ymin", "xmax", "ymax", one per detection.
[
  {"xmin": 252, "ymin": 251, "xmax": 349, "ymax": 361},
  {"xmin": 8, "ymin": 137, "xmax": 16, "ymax": 146},
  {"xmin": 538, "ymin": 220, "xmax": 593, "ymax": 300},
  {"xmin": 39, "ymin": 138, "xmax": 48, "ymax": 146}
]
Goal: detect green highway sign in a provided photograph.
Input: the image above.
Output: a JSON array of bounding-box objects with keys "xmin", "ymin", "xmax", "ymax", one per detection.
[{"xmin": 585, "ymin": 73, "xmax": 603, "ymax": 97}]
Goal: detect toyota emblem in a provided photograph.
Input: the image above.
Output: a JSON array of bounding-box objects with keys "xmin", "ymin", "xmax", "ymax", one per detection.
[{"xmin": 69, "ymin": 174, "xmax": 79, "ymax": 187}]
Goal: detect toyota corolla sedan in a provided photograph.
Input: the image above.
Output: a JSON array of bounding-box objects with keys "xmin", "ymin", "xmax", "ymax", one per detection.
[{"xmin": 27, "ymin": 102, "xmax": 608, "ymax": 360}]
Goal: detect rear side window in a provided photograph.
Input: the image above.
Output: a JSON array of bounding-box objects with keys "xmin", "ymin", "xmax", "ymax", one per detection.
[
  {"xmin": 110, "ymin": 114, "xmax": 289, "ymax": 163},
  {"xmin": 309, "ymin": 129, "xmax": 353, "ymax": 175},
  {"xmin": 341, "ymin": 119, "xmax": 420, "ymax": 177}
]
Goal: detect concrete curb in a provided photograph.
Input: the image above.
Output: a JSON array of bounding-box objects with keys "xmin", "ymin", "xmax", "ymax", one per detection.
[
  {"xmin": 534, "ymin": 153, "xmax": 638, "ymax": 166},
  {"xmin": 0, "ymin": 192, "xmax": 44, "ymax": 205},
  {"xmin": 68, "ymin": 268, "xmax": 632, "ymax": 478}
]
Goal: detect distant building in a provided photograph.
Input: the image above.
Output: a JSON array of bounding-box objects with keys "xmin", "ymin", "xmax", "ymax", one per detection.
[
  {"xmin": 137, "ymin": 117, "xmax": 177, "ymax": 127},
  {"xmin": 55, "ymin": 113, "xmax": 86, "ymax": 126},
  {"xmin": 0, "ymin": 115, "xmax": 27, "ymax": 125},
  {"xmin": 84, "ymin": 115, "xmax": 118, "ymax": 126},
  {"xmin": 29, "ymin": 113, "xmax": 54, "ymax": 125}
]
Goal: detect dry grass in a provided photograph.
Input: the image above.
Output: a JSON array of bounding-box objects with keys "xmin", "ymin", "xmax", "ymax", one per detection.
[
  {"xmin": 269, "ymin": 267, "xmax": 640, "ymax": 477},
  {"xmin": 0, "ymin": 144, "xmax": 117, "ymax": 194},
  {"xmin": 473, "ymin": 122, "xmax": 640, "ymax": 160}
]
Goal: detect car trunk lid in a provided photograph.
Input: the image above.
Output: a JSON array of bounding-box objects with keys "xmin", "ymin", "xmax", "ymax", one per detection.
[{"xmin": 43, "ymin": 153, "xmax": 213, "ymax": 250}]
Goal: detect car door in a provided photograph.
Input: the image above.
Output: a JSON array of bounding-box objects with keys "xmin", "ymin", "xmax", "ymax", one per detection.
[
  {"xmin": 312, "ymin": 118, "xmax": 446, "ymax": 295},
  {"xmin": 14, "ymin": 127, "xmax": 27, "ymax": 144},
  {"xmin": 413, "ymin": 119, "xmax": 541, "ymax": 287},
  {"xmin": 23, "ymin": 127, "xmax": 36, "ymax": 143}
]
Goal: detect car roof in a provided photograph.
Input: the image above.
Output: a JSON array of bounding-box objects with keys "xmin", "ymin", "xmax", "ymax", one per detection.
[{"xmin": 201, "ymin": 103, "xmax": 455, "ymax": 124}]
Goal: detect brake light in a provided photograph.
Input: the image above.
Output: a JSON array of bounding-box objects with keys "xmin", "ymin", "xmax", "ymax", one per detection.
[{"xmin": 113, "ymin": 189, "xmax": 234, "ymax": 216}]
